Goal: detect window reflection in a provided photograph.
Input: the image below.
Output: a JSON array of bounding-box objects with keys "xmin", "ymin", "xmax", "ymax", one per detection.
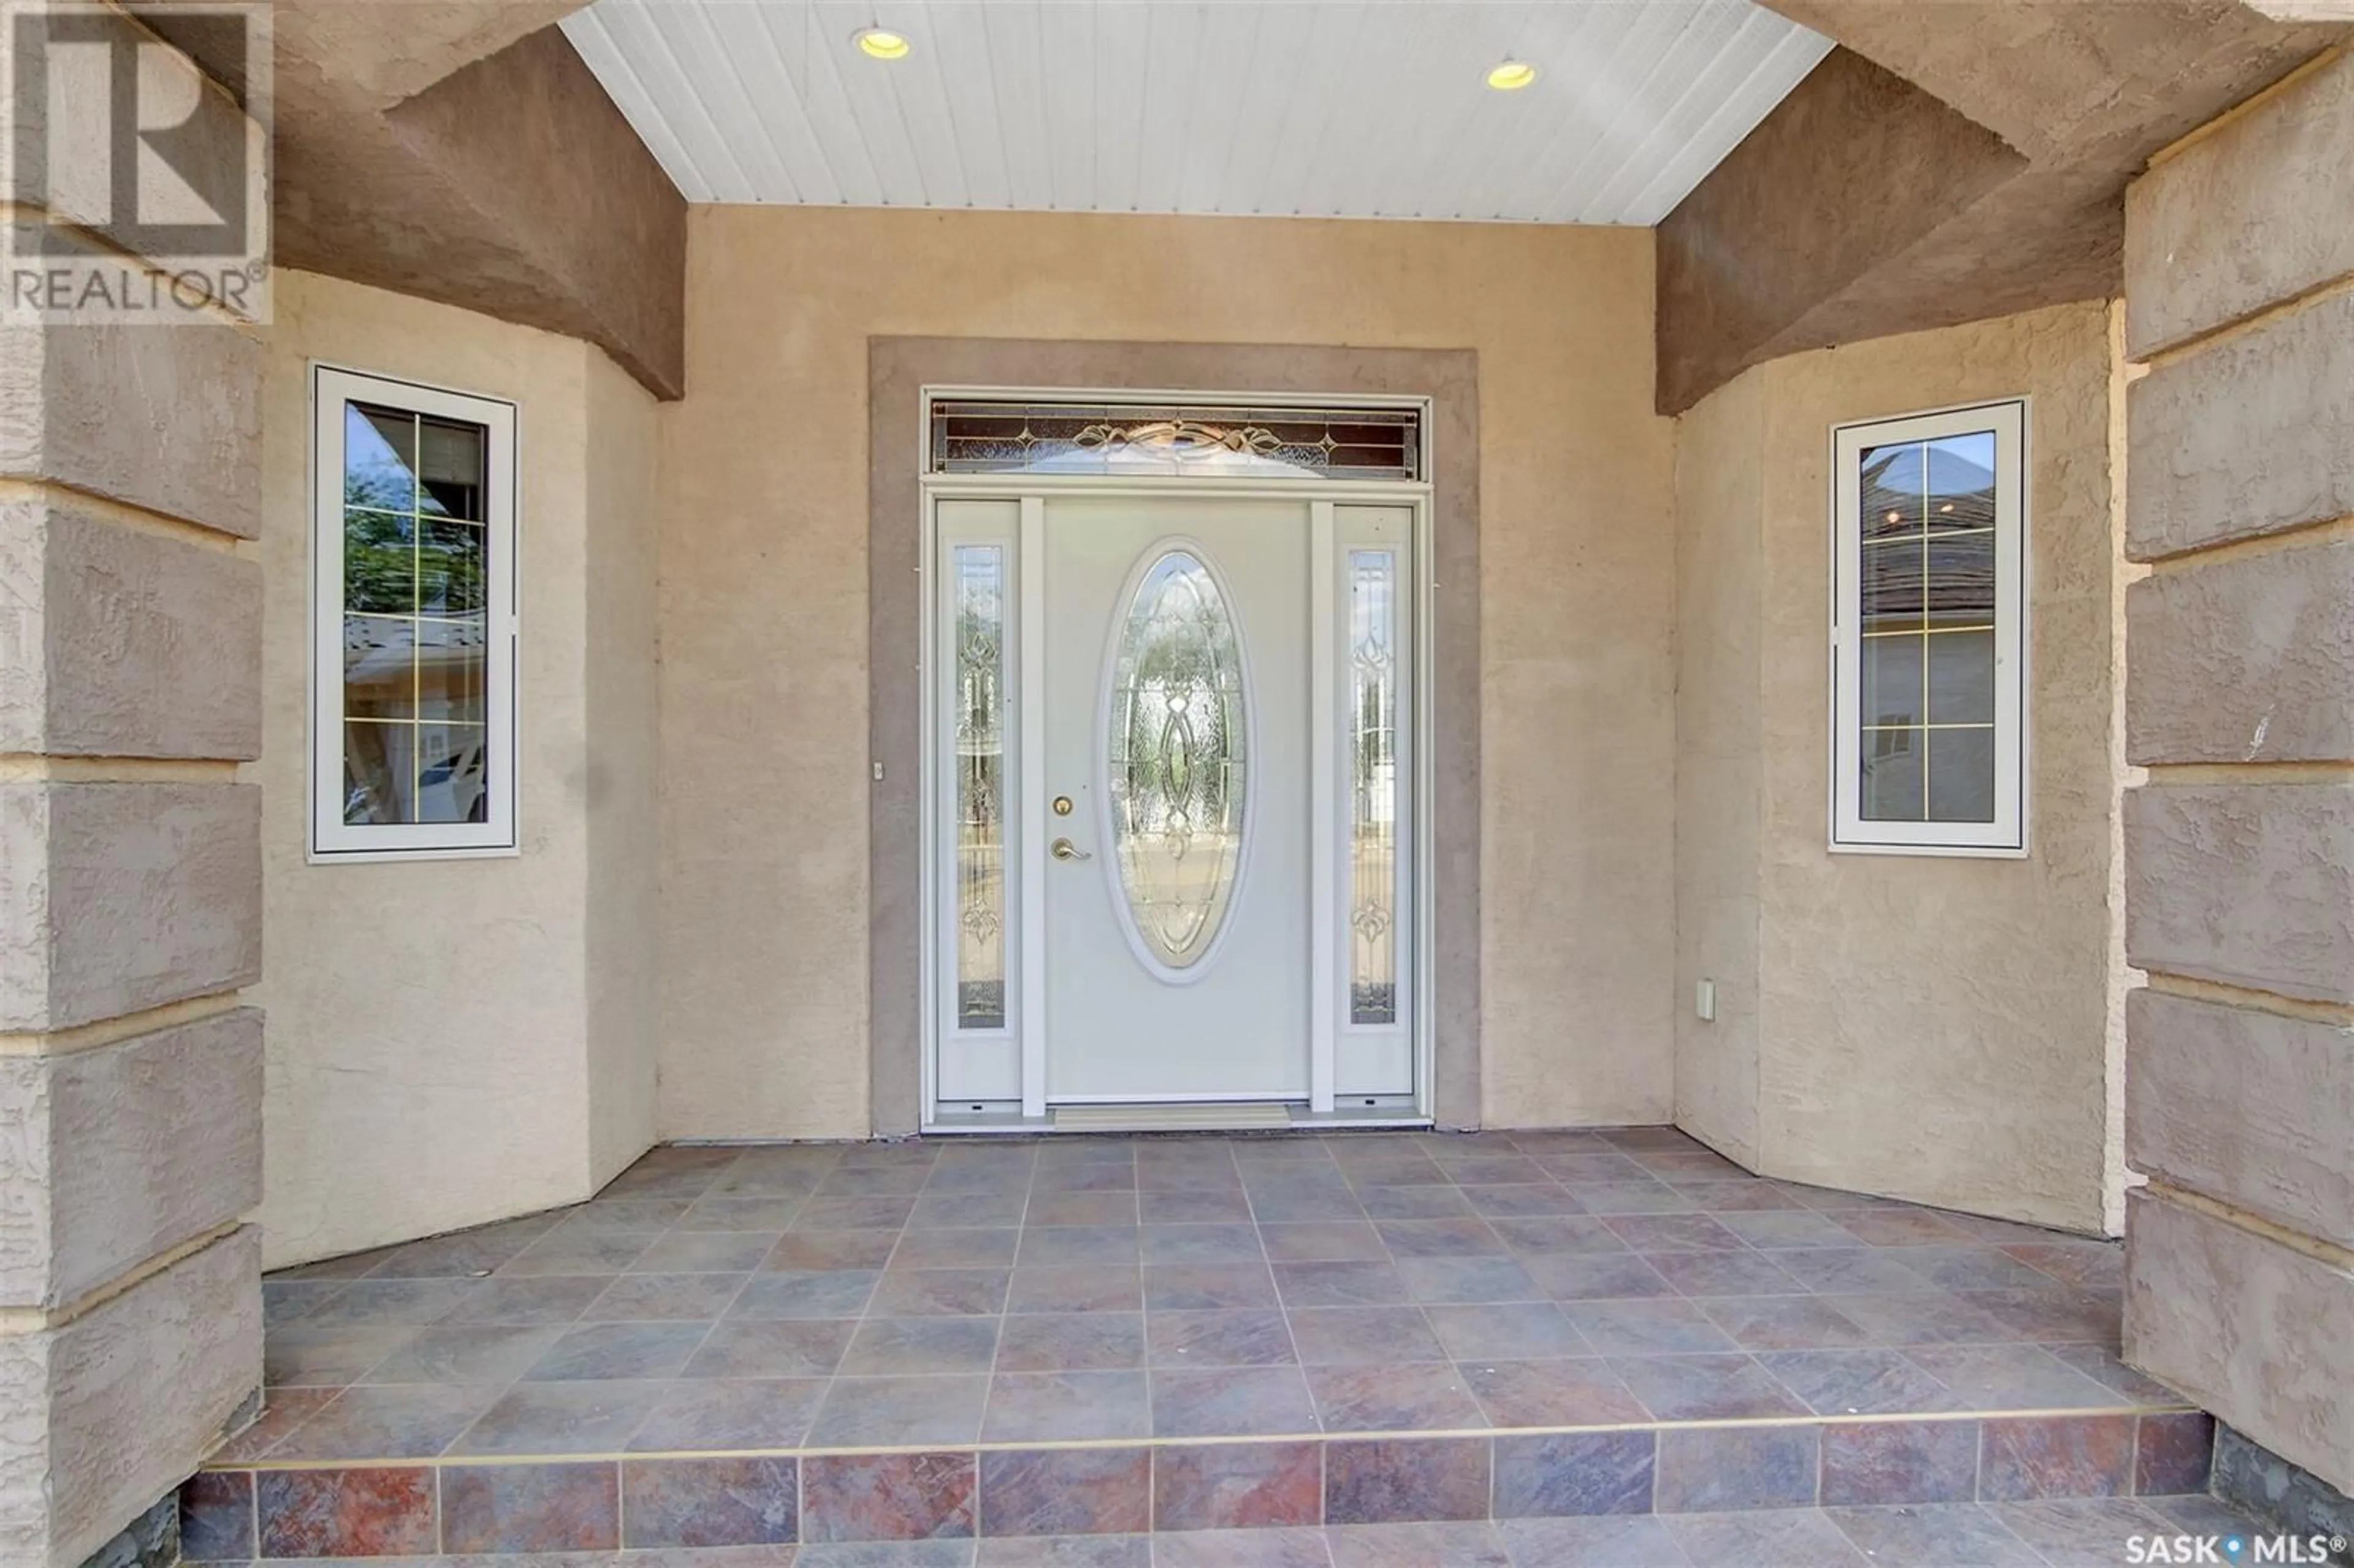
[
  {"xmin": 341, "ymin": 400, "xmax": 491, "ymax": 826},
  {"xmin": 1857, "ymin": 432, "xmax": 1998, "ymax": 824}
]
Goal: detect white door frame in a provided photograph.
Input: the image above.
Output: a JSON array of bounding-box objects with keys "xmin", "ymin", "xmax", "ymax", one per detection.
[{"xmin": 915, "ymin": 387, "xmax": 1437, "ymax": 1133}]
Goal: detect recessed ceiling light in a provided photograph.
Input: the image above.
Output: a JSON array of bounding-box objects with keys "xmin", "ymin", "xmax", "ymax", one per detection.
[
  {"xmin": 1487, "ymin": 59, "xmax": 1539, "ymax": 91},
  {"xmin": 855, "ymin": 26, "xmax": 910, "ymax": 61}
]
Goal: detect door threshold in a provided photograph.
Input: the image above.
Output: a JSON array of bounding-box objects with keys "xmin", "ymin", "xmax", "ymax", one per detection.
[
  {"xmin": 921, "ymin": 1101, "xmax": 1433, "ymax": 1135},
  {"xmin": 1053, "ymin": 1101, "xmax": 1293, "ymax": 1133}
]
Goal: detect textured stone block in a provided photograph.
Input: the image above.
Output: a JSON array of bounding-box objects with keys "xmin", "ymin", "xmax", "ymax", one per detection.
[
  {"xmin": 0, "ymin": 323, "xmax": 261, "ymax": 539},
  {"xmin": 2125, "ymin": 989, "xmax": 2354, "ymax": 1250},
  {"xmin": 2126, "ymin": 542, "xmax": 2354, "ymax": 761},
  {"xmin": 2123, "ymin": 783, "xmax": 2354, "ymax": 1003},
  {"xmin": 0, "ymin": 783, "xmax": 262, "ymax": 1032},
  {"xmin": 2128, "ymin": 294, "xmax": 2354, "ymax": 561},
  {"xmin": 2125, "ymin": 50, "xmax": 2354, "ymax": 356},
  {"xmin": 2124, "ymin": 1190, "xmax": 2354, "ymax": 1495},
  {"xmin": 0, "ymin": 495, "xmax": 262, "ymax": 759},
  {"xmin": 0, "ymin": 1227, "xmax": 262, "ymax": 1568},
  {"xmin": 0, "ymin": 1008, "xmax": 262, "ymax": 1308}
]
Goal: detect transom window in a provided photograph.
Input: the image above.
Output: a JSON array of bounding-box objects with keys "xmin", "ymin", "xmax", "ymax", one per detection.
[
  {"xmin": 310, "ymin": 366, "xmax": 518, "ymax": 860},
  {"xmin": 929, "ymin": 398, "xmax": 1422, "ymax": 482},
  {"xmin": 1830, "ymin": 400, "xmax": 2026, "ymax": 855}
]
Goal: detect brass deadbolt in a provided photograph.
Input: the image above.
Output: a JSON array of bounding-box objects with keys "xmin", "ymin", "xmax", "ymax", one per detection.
[{"xmin": 1052, "ymin": 796, "xmax": 1074, "ymax": 816}]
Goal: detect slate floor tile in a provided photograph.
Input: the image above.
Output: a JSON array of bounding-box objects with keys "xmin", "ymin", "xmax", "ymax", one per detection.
[
  {"xmin": 582, "ymin": 1273, "xmax": 748, "ymax": 1322},
  {"xmin": 1609, "ymin": 1353, "xmax": 1811, "ymax": 1420},
  {"xmin": 1562, "ymin": 1299, "xmax": 1739, "ymax": 1356},
  {"xmin": 1459, "ymin": 1359, "xmax": 1647, "ymax": 1427},
  {"xmin": 731, "ymin": 1271, "xmax": 882, "ymax": 1320},
  {"xmin": 684, "ymin": 1320, "xmax": 856, "ymax": 1379},
  {"xmin": 1006, "ymin": 1266, "xmax": 1142, "ymax": 1315},
  {"xmin": 1149, "ymin": 1528, "xmax": 1331, "ymax": 1568},
  {"xmin": 626, "ymin": 1377, "xmax": 827, "ymax": 1450},
  {"xmin": 1664, "ymin": 1509, "xmax": 1870, "ymax": 1565},
  {"xmin": 1986, "ymin": 1498, "xmax": 2181, "ymax": 1566},
  {"xmin": 358, "ymin": 1325, "xmax": 569, "ymax": 1385},
  {"xmin": 840, "ymin": 1316, "xmax": 1002, "ymax": 1376},
  {"xmin": 806, "ymin": 1374, "xmax": 990, "ymax": 1447},
  {"xmin": 979, "ymin": 1370, "xmax": 1152, "ymax": 1442},
  {"xmin": 1826, "ymin": 1503, "xmax": 2046, "ymax": 1566},
  {"xmin": 1422, "ymin": 1303, "xmax": 1589, "ymax": 1361},
  {"xmin": 1287, "ymin": 1306, "xmax": 1448, "ymax": 1366},
  {"xmin": 1271, "ymin": 1262, "xmax": 1410, "ymax": 1309},
  {"xmin": 1758, "ymin": 1347, "xmax": 1969, "ymax": 1415},
  {"xmin": 1496, "ymin": 1515, "xmax": 1690, "ymax": 1567},
  {"xmin": 522, "ymin": 1322, "xmax": 712, "ymax": 1382},
  {"xmin": 1147, "ymin": 1309, "xmax": 1298, "ymax": 1368},
  {"xmin": 1307, "ymin": 1362, "xmax": 1488, "ymax": 1432},
  {"xmin": 1695, "ymin": 1295, "xmax": 1875, "ymax": 1352},
  {"xmin": 261, "ymin": 1382, "xmax": 501, "ymax": 1460},
  {"xmin": 994, "ymin": 1311, "xmax": 1145, "ymax": 1372},
  {"xmin": 1392, "ymin": 1257, "xmax": 1544, "ymax": 1304},
  {"xmin": 1149, "ymin": 1367, "xmax": 1322, "ymax": 1437},
  {"xmin": 1142, "ymin": 1263, "xmax": 1278, "ymax": 1311},
  {"xmin": 1902, "ymin": 1344, "xmax": 2135, "ymax": 1410},
  {"xmin": 448, "ymin": 1379, "xmax": 668, "ymax": 1455},
  {"xmin": 1259, "ymin": 1224, "xmax": 1389, "ymax": 1262},
  {"xmin": 1326, "ymin": 1521, "xmax": 1511, "ymax": 1567}
]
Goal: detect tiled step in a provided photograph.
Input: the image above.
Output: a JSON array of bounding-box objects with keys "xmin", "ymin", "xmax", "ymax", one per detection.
[{"xmin": 185, "ymin": 1407, "xmax": 2213, "ymax": 1559}]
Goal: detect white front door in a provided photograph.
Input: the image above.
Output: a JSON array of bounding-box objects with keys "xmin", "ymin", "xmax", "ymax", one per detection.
[
  {"xmin": 1041, "ymin": 496, "xmax": 1311, "ymax": 1102},
  {"xmin": 925, "ymin": 487, "xmax": 1422, "ymax": 1122}
]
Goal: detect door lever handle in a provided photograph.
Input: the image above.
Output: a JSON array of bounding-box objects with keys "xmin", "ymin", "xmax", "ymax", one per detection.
[{"xmin": 1050, "ymin": 837, "xmax": 1092, "ymax": 862}]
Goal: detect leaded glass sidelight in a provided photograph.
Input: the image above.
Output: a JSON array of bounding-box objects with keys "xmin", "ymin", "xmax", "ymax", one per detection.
[
  {"xmin": 1348, "ymin": 551, "xmax": 1398, "ymax": 1025},
  {"xmin": 340, "ymin": 402, "xmax": 491, "ymax": 827},
  {"xmin": 1108, "ymin": 550, "xmax": 1249, "ymax": 972},
  {"xmin": 953, "ymin": 546, "xmax": 1008, "ymax": 1028}
]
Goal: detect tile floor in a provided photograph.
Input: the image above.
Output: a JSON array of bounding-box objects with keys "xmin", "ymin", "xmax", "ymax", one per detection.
[
  {"xmin": 189, "ymin": 1493, "xmax": 2291, "ymax": 1568},
  {"xmin": 246, "ymin": 1127, "xmax": 2155, "ymax": 1463}
]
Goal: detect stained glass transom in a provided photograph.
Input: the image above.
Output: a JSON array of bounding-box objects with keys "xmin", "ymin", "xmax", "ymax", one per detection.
[
  {"xmin": 931, "ymin": 400, "xmax": 1420, "ymax": 482},
  {"xmin": 1108, "ymin": 551, "xmax": 1249, "ymax": 972}
]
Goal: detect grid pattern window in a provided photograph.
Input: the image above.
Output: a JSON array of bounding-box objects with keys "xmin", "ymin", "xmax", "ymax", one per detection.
[
  {"xmin": 311, "ymin": 367, "xmax": 518, "ymax": 859},
  {"xmin": 1831, "ymin": 400, "xmax": 2026, "ymax": 855}
]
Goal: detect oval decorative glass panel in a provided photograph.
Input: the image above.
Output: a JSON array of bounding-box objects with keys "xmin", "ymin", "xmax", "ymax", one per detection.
[{"xmin": 1107, "ymin": 550, "xmax": 1249, "ymax": 972}]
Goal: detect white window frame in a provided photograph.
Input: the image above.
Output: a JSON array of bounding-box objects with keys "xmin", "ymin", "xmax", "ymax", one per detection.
[
  {"xmin": 1829, "ymin": 398, "xmax": 2028, "ymax": 857},
  {"xmin": 310, "ymin": 365, "xmax": 519, "ymax": 862}
]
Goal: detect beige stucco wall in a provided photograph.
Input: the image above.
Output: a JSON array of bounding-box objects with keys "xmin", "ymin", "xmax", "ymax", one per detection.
[
  {"xmin": 253, "ymin": 270, "xmax": 660, "ymax": 1266},
  {"xmin": 1672, "ymin": 367, "xmax": 1767, "ymax": 1171},
  {"xmin": 1674, "ymin": 300, "xmax": 2122, "ymax": 1233},
  {"xmin": 660, "ymin": 207, "xmax": 1676, "ymax": 1139}
]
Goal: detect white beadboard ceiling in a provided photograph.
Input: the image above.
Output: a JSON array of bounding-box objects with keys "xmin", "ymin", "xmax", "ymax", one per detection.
[{"xmin": 561, "ymin": 1, "xmax": 1832, "ymax": 226}]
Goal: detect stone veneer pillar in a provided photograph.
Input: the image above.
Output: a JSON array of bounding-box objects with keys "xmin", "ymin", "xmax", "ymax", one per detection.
[
  {"xmin": 2119, "ymin": 47, "xmax": 2354, "ymax": 1500},
  {"xmin": 0, "ymin": 74, "xmax": 267, "ymax": 1568}
]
